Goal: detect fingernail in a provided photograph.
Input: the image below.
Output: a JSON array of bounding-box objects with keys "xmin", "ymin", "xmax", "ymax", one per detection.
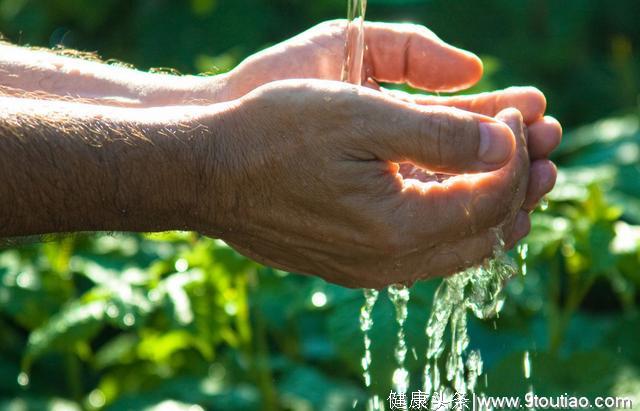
[{"xmin": 478, "ymin": 122, "xmax": 512, "ymax": 164}]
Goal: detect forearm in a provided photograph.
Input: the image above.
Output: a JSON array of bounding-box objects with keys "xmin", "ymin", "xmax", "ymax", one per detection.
[
  {"xmin": 0, "ymin": 96, "xmax": 227, "ymax": 237},
  {"xmin": 0, "ymin": 43, "xmax": 229, "ymax": 106}
]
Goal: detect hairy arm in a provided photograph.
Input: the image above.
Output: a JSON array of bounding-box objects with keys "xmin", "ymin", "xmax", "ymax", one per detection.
[
  {"xmin": 0, "ymin": 43, "xmax": 228, "ymax": 106},
  {"xmin": 0, "ymin": 96, "xmax": 229, "ymax": 237}
]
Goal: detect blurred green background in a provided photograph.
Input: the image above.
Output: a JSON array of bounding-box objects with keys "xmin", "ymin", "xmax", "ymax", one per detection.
[{"xmin": 1, "ymin": 0, "xmax": 640, "ymax": 410}]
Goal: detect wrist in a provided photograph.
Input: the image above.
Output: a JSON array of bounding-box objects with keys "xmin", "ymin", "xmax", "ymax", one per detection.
[
  {"xmin": 127, "ymin": 103, "xmax": 236, "ymax": 233},
  {"xmin": 178, "ymin": 101, "xmax": 239, "ymax": 237},
  {"xmin": 138, "ymin": 101, "xmax": 241, "ymax": 237},
  {"xmin": 140, "ymin": 72, "xmax": 232, "ymax": 106}
]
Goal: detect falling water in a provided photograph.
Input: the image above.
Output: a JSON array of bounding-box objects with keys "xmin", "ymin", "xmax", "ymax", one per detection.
[
  {"xmin": 388, "ymin": 284, "xmax": 410, "ymax": 402},
  {"xmin": 524, "ymin": 350, "xmax": 536, "ymax": 410},
  {"xmin": 523, "ymin": 350, "xmax": 531, "ymax": 379},
  {"xmin": 423, "ymin": 232, "xmax": 517, "ymax": 401},
  {"xmin": 340, "ymin": 1, "xmax": 385, "ymax": 409},
  {"xmin": 360, "ymin": 289, "xmax": 379, "ymax": 388},
  {"xmin": 359, "ymin": 289, "xmax": 381, "ymax": 410},
  {"xmin": 340, "ymin": 1, "xmax": 520, "ymax": 407},
  {"xmin": 341, "ymin": 0, "xmax": 367, "ymax": 85},
  {"xmin": 539, "ymin": 197, "xmax": 549, "ymax": 211},
  {"xmin": 517, "ymin": 243, "xmax": 528, "ymax": 276}
]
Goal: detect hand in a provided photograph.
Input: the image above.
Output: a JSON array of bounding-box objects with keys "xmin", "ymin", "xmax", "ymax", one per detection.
[
  {"xmin": 224, "ymin": 20, "xmax": 483, "ymax": 99},
  {"xmin": 386, "ymin": 87, "xmax": 562, "ymax": 246},
  {"xmin": 195, "ymin": 80, "xmax": 529, "ymax": 288},
  {"xmin": 223, "ymin": 20, "xmax": 561, "ymax": 239}
]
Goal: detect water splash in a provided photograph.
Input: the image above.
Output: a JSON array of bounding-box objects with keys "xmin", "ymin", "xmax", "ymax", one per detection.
[
  {"xmin": 423, "ymin": 233, "xmax": 517, "ymax": 399},
  {"xmin": 340, "ymin": 0, "xmax": 519, "ymax": 405},
  {"xmin": 388, "ymin": 284, "xmax": 410, "ymax": 403},
  {"xmin": 341, "ymin": 0, "xmax": 367, "ymax": 85}
]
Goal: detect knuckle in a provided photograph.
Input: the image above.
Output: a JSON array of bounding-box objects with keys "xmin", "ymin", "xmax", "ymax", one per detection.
[{"xmin": 421, "ymin": 110, "xmax": 476, "ymax": 167}]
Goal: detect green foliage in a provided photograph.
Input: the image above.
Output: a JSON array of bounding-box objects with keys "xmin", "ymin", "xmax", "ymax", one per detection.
[{"xmin": 1, "ymin": 0, "xmax": 640, "ymax": 409}]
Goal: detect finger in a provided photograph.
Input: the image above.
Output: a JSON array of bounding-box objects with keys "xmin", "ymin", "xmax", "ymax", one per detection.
[
  {"xmin": 388, "ymin": 108, "xmax": 528, "ymax": 243},
  {"xmin": 363, "ymin": 22, "xmax": 483, "ymax": 92},
  {"xmin": 528, "ymin": 116, "xmax": 562, "ymax": 159},
  {"xmin": 354, "ymin": 90, "xmax": 515, "ymax": 173},
  {"xmin": 385, "ymin": 86, "xmax": 547, "ymax": 125},
  {"xmin": 522, "ymin": 159, "xmax": 557, "ymax": 211},
  {"xmin": 505, "ymin": 210, "xmax": 531, "ymax": 250}
]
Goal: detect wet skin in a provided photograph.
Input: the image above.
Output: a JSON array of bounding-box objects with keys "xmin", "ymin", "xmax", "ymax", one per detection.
[{"xmin": 0, "ymin": 20, "xmax": 562, "ymax": 288}]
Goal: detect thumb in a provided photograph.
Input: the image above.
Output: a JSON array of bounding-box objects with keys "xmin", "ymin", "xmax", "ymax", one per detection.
[{"xmin": 362, "ymin": 101, "xmax": 516, "ymax": 174}]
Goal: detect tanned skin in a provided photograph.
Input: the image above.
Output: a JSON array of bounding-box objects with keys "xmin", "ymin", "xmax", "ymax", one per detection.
[{"xmin": 0, "ymin": 21, "xmax": 561, "ymax": 288}]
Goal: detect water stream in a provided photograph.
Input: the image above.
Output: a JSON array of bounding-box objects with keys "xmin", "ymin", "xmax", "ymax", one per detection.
[
  {"xmin": 340, "ymin": 2, "xmax": 523, "ymax": 408},
  {"xmin": 388, "ymin": 284, "xmax": 410, "ymax": 403},
  {"xmin": 423, "ymin": 233, "xmax": 516, "ymax": 399},
  {"xmin": 360, "ymin": 289, "xmax": 379, "ymax": 388},
  {"xmin": 359, "ymin": 288, "xmax": 381, "ymax": 410},
  {"xmin": 341, "ymin": 2, "xmax": 390, "ymax": 410},
  {"xmin": 341, "ymin": 0, "xmax": 367, "ymax": 85}
]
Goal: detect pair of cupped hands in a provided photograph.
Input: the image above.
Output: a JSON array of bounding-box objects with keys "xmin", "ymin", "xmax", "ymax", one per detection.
[{"xmin": 198, "ymin": 20, "xmax": 562, "ymax": 288}]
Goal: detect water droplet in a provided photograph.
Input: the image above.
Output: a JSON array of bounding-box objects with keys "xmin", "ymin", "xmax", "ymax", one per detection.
[
  {"xmin": 517, "ymin": 243, "xmax": 528, "ymax": 276},
  {"xmin": 539, "ymin": 196, "xmax": 549, "ymax": 211},
  {"xmin": 523, "ymin": 350, "xmax": 531, "ymax": 379},
  {"xmin": 392, "ymin": 368, "xmax": 409, "ymax": 395}
]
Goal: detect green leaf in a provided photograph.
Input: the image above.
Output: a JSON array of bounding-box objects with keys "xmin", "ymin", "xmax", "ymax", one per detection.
[
  {"xmin": 277, "ymin": 366, "xmax": 365, "ymax": 411},
  {"xmin": 486, "ymin": 350, "xmax": 639, "ymax": 398},
  {"xmin": 23, "ymin": 300, "xmax": 107, "ymax": 369}
]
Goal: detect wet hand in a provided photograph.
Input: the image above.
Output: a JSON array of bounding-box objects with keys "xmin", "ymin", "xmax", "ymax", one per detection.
[
  {"xmin": 386, "ymin": 87, "xmax": 562, "ymax": 245},
  {"xmin": 196, "ymin": 80, "xmax": 529, "ymax": 288},
  {"xmin": 222, "ymin": 20, "xmax": 483, "ymax": 99},
  {"xmin": 220, "ymin": 20, "xmax": 561, "ymax": 247}
]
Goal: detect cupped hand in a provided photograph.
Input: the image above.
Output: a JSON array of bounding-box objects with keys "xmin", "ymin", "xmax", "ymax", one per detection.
[
  {"xmin": 221, "ymin": 20, "xmax": 561, "ymax": 237},
  {"xmin": 386, "ymin": 86, "xmax": 562, "ymax": 244},
  {"xmin": 198, "ymin": 80, "xmax": 529, "ymax": 288}
]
